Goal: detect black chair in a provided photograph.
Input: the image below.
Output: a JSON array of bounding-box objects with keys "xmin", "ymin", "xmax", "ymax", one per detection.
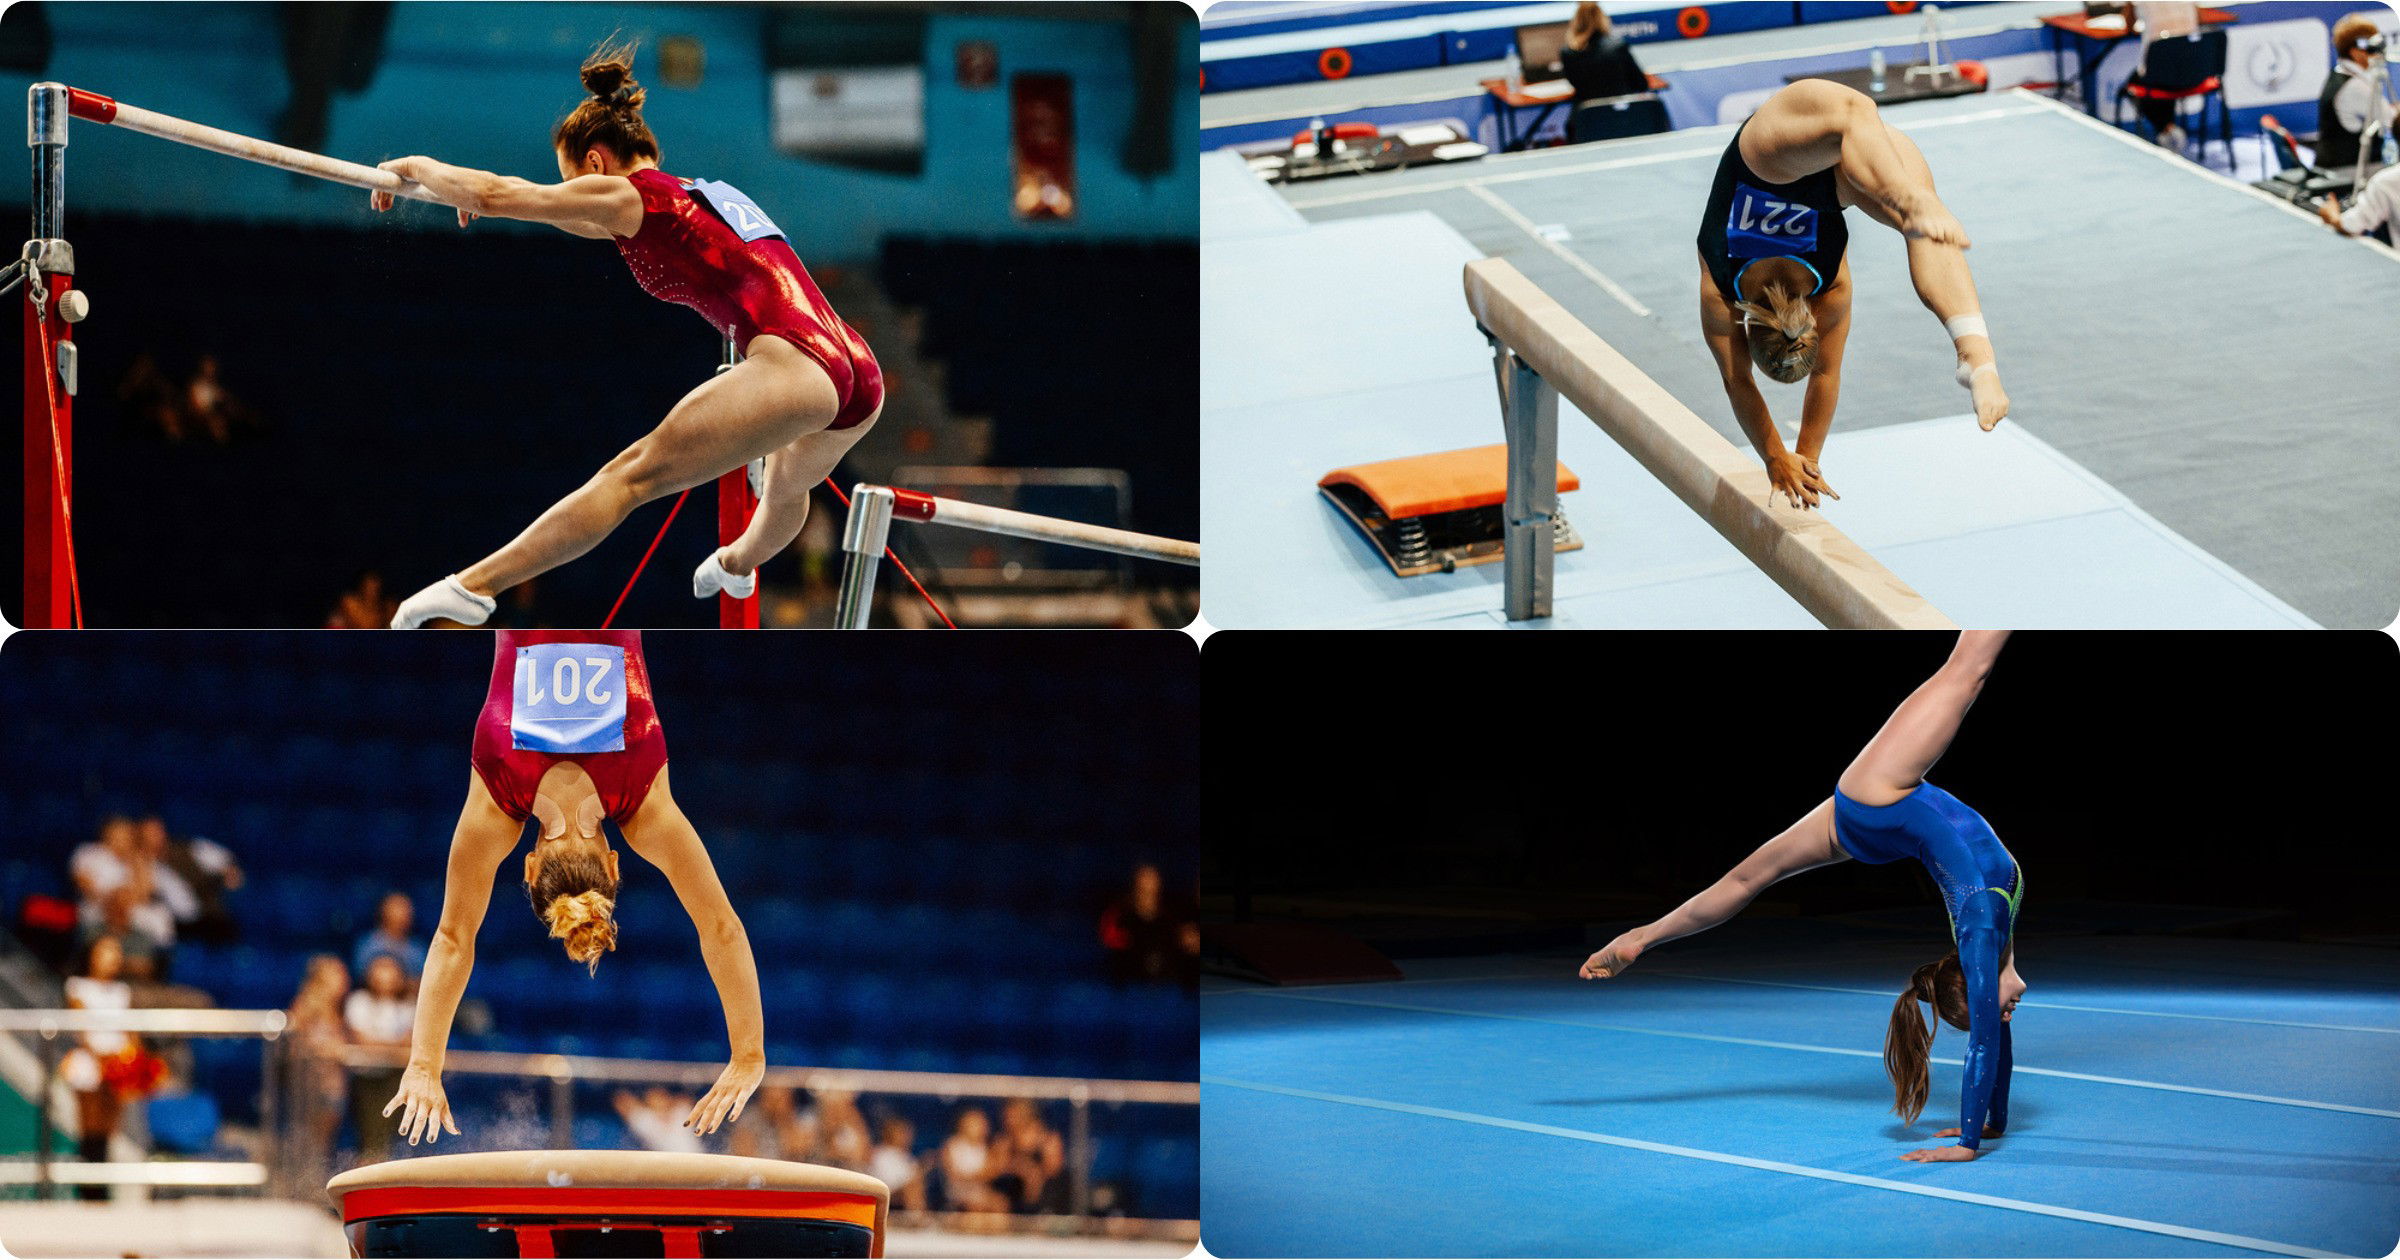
[
  {"xmin": 2115, "ymin": 29, "xmax": 2232, "ymax": 168},
  {"xmin": 2254, "ymin": 113, "xmax": 2349, "ymax": 205},
  {"xmin": 1569, "ymin": 94, "xmax": 1669, "ymax": 144}
]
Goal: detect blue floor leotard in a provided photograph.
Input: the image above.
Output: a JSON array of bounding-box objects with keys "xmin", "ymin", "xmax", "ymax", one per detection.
[{"xmin": 1833, "ymin": 782, "xmax": 2022, "ymax": 1150}]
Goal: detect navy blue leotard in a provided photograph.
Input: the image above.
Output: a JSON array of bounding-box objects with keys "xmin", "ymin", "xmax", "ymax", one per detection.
[{"xmin": 1833, "ymin": 782, "xmax": 2021, "ymax": 1150}]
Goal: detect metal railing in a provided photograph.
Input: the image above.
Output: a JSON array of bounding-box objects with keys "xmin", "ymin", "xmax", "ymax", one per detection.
[{"xmin": 0, "ymin": 1007, "xmax": 287, "ymax": 1199}]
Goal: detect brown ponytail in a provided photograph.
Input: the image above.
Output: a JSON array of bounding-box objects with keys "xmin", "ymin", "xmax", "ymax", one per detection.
[
  {"xmin": 1883, "ymin": 953, "xmax": 1969, "ymax": 1124},
  {"xmin": 526, "ymin": 846, "xmax": 621, "ymax": 976},
  {"xmin": 553, "ymin": 39, "xmax": 660, "ymax": 169}
]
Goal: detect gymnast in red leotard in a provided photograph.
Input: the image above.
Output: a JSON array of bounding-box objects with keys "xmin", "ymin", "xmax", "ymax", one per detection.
[
  {"xmin": 383, "ymin": 41, "xmax": 884, "ymax": 628},
  {"xmin": 382, "ymin": 630, "xmax": 766, "ymax": 1147}
]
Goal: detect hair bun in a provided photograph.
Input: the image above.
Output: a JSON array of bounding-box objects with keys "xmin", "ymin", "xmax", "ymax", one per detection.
[{"xmin": 546, "ymin": 890, "xmax": 619, "ymax": 976}]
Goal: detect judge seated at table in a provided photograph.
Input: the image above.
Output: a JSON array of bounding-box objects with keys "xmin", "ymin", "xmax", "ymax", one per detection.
[
  {"xmin": 1559, "ymin": 2, "xmax": 1649, "ymax": 105},
  {"xmin": 2120, "ymin": 2, "xmax": 2203, "ymax": 148},
  {"xmin": 2317, "ymin": 12, "xmax": 2397, "ymax": 171}
]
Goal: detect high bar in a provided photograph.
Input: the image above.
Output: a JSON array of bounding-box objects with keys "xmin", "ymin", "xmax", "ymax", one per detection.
[
  {"xmin": 1463, "ymin": 256, "xmax": 1954, "ymax": 630},
  {"xmin": 41, "ymin": 83, "xmax": 455, "ymax": 208},
  {"xmin": 884, "ymin": 486, "xmax": 1200, "ymax": 565}
]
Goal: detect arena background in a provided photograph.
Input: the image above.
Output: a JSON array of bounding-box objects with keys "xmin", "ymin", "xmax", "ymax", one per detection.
[
  {"xmin": 0, "ymin": 630, "xmax": 1198, "ymax": 1256},
  {"xmin": 1, "ymin": 2, "xmax": 1200, "ymax": 629},
  {"xmin": 1203, "ymin": 631, "xmax": 2399, "ymax": 950}
]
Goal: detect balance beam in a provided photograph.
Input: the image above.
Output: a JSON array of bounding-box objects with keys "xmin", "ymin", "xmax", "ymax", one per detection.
[
  {"xmin": 1462, "ymin": 257, "xmax": 1954, "ymax": 630},
  {"xmin": 327, "ymin": 1150, "xmax": 889, "ymax": 1258}
]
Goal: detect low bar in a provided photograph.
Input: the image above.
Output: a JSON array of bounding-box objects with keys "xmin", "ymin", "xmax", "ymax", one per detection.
[{"xmin": 833, "ymin": 484, "xmax": 1198, "ymax": 628}]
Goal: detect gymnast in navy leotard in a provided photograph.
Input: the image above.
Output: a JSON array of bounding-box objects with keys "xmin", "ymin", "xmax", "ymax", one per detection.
[{"xmin": 1579, "ymin": 631, "xmax": 2027, "ymax": 1163}]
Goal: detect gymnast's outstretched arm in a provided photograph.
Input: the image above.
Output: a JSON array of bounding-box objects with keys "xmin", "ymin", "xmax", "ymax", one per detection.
[
  {"xmin": 385, "ymin": 772, "xmax": 520, "ymax": 1146},
  {"xmin": 1904, "ymin": 900, "xmax": 2012, "ymax": 1162},
  {"xmin": 1836, "ymin": 631, "xmax": 2010, "ymax": 806},
  {"xmin": 370, "ymin": 158, "xmax": 644, "ymax": 239},
  {"xmin": 619, "ymin": 768, "xmax": 765, "ymax": 1137},
  {"xmin": 1579, "ymin": 798, "xmax": 1850, "ymax": 979}
]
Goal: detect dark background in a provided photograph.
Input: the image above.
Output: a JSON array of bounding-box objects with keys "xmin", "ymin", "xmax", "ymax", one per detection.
[{"xmin": 1203, "ymin": 631, "xmax": 2400, "ymax": 952}]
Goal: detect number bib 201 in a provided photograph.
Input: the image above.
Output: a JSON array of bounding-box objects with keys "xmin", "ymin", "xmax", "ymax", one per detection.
[
  {"xmin": 1725, "ymin": 182, "xmax": 1819, "ymax": 259},
  {"xmin": 511, "ymin": 643, "xmax": 628, "ymax": 754}
]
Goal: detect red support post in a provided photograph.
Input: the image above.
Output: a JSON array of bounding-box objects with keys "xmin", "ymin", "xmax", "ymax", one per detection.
[
  {"xmin": 715, "ymin": 466, "xmax": 759, "ymax": 629},
  {"xmin": 22, "ymin": 280, "xmax": 74, "ymax": 629}
]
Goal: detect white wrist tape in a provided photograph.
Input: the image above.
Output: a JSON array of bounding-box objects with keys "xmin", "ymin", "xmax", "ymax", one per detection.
[{"xmin": 1944, "ymin": 313, "xmax": 1989, "ymax": 343}]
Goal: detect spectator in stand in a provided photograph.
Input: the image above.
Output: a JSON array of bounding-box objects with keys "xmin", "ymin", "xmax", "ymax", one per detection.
[
  {"xmin": 343, "ymin": 954, "xmax": 415, "ymax": 1162},
  {"xmin": 326, "ymin": 571, "xmax": 401, "ymax": 630},
  {"xmin": 138, "ymin": 815, "xmax": 243, "ymax": 948},
  {"xmin": 61, "ymin": 935, "xmax": 166, "ymax": 1200},
  {"xmin": 353, "ymin": 892, "xmax": 426, "ymax": 984},
  {"xmin": 286, "ymin": 955, "xmax": 352, "ymax": 1176},
  {"xmin": 989, "ymin": 1098, "xmax": 1068, "ymax": 1215},
  {"xmin": 613, "ymin": 1086, "xmax": 706, "ymax": 1154},
  {"xmin": 1099, "ymin": 863, "xmax": 1200, "ymax": 987},
  {"xmin": 812, "ymin": 1088, "xmax": 873, "ymax": 1170},
  {"xmin": 727, "ymin": 1084, "xmax": 814, "ymax": 1161},
  {"xmin": 939, "ymin": 1106, "xmax": 1010, "ymax": 1215},
  {"xmin": 870, "ymin": 1114, "xmax": 927, "ymax": 1212},
  {"xmin": 725, "ymin": 1084, "xmax": 872, "ymax": 1168},
  {"xmin": 71, "ymin": 818, "xmax": 145, "ymax": 924},
  {"xmin": 77, "ymin": 887, "xmax": 164, "ymax": 985}
]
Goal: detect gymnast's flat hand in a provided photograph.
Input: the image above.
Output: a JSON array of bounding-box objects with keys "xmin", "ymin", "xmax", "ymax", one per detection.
[
  {"xmin": 1765, "ymin": 450, "xmax": 1837, "ymax": 511},
  {"xmin": 383, "ymin": 1061, "xmax": 459, "ymax": 1146},
  {"xmin": 1901, "ymin": 1142, "xmax": 1980, "ymax": 1162},
  {"xmin": 1580, "ymin": 932, "xmax": 1645, "ymax": 979},
  {"xmin": 685, "ymin": 1055, "xmax": 765, "ymax": 1136}
]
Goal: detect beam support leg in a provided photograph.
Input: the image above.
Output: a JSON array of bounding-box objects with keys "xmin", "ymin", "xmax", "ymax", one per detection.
[{"xmin": 1491, "ymin": 339, "xmax": 1557, "ymax": 622}]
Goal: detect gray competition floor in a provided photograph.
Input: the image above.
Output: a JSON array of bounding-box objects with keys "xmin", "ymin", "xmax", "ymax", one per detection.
[{"xmin": 1202, "ymin": 90, "xmax": 2399, "ymax": 629}]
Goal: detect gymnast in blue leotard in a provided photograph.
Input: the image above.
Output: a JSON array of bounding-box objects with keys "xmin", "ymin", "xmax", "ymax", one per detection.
[{"xmin": 1578, "ymin": 631, "xmax": 2027, "ymax": 1163}]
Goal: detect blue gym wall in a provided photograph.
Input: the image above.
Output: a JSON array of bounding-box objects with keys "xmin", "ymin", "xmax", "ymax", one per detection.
[{"xmin": 0, "ymin": 2, "xmax": 1200, "ymax": 260}]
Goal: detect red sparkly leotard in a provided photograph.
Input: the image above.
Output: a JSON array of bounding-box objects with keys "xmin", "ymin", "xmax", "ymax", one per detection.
[
  {"xmin": 614, "ymin": 168, "xmax": 883, "ymax": 431},
  {"xmin": 470, "ymin": 629, "xmax": 666, "ymax": 823}
]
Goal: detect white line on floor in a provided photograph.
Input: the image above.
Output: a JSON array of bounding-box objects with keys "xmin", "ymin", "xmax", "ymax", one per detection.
[
  {"xmin": 1232, "ymin": 988, "xmax": 2400, "ymax": 1119},
  {"xmin": 1202, "ymin": 1075, "xmax": 2352, "ymax": 1259},
  {"xmin": 1463, "ymin": 181, "xmax": 1655, "ymax": 318}
]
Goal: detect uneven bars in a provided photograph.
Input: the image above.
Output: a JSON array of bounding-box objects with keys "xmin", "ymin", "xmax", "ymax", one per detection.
[
  {"xmin": 46, "ymin": 84, "xmax": 455, "ymax": 207},
  {"xmin": 835, "ymin": 484, "xmax": 1200, "ymax": 628},
  {"xmin": 1463, "ymin": 257, "xmax": 1955, "ymax": 630}
]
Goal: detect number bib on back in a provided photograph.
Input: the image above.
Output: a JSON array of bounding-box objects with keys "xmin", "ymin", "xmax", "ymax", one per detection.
[
  {"xmin": 1725, "ymin": 182, "xmax": 1820, "ymax": 259},
  {"xmin": 511, "ymin": 643, "xmax": 628, "ymax": 755},
  {"xmin": 689, "ymin": 179, "xmax": 788, "ymax": 245}
]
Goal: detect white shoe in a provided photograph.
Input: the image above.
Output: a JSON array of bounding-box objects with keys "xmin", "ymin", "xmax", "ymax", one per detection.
[
  {"xmin": 693, "ymin": 548, "xmax": 757, "ymax": 600},
  {"xmin": 2159, "ymin": 124, "xmax": 2187, "ymax": 152},
  {"xmin": 390, "ymin": 575, "xmax": 496, "ymax": 629}
]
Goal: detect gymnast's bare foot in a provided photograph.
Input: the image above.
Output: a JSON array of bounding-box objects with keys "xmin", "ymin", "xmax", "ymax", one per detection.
[
  {"xmin": 1968, "ymin": 364, "xmax": 2010, "ymax": 432},
  {"xmin": 1580, "ymin": 931, "xmax": 1646, "ymax": 979}
]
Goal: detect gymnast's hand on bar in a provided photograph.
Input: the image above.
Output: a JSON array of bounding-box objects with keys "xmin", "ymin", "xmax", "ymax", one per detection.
[
  {"xmin": 383, "ymin": 1061, "xmax": 459, "ymax": 1146},
  {"xmin": 685, "ymin": 1056, "xmax": 765, "ymax": 1136},
  {"xmin": 1579, "ymin": 931, "xmax": 1646, "ymax": 979},
  {"xmin": 372, "ymin": 157, "xmax": 476, "ymax": 228},
  {"xmin": 1765, "ymin": 449, "xmax": 1837, "ymax": 511}
]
